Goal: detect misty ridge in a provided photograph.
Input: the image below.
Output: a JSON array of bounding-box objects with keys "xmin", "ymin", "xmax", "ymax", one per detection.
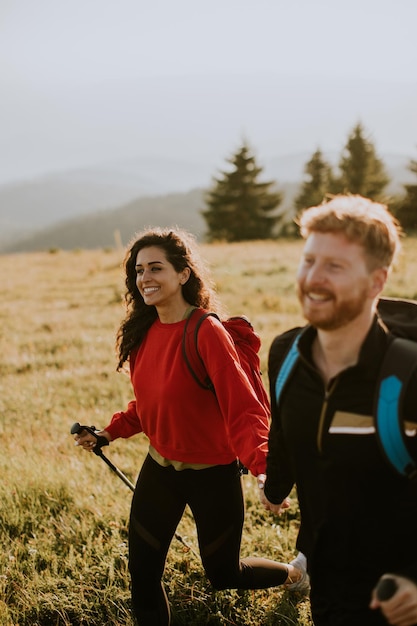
[{"xmin": 0, "ymin": 150, "xmax": 413, "ymax": 254}]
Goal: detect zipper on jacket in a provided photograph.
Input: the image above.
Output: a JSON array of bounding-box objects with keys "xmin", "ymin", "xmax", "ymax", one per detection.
[{"xmin": 317, "ymin": 378, "xmax": 338, "ymax": 453}]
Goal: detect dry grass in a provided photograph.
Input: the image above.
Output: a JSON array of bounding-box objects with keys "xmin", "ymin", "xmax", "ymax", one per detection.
[{"xmin": 1, "ymin": 237, "xmax": 417, "ymax": 625}]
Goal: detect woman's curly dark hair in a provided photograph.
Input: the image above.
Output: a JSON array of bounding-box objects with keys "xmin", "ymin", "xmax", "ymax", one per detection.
[{"xmin": 116, "ymin": 227, "xmax": 222, "ymax": 369}]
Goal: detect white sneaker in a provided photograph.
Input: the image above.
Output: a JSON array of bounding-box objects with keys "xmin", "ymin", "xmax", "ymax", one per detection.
[{"xmin": 286, "ymin": 552, "xmax": 310, "ymax": 596}]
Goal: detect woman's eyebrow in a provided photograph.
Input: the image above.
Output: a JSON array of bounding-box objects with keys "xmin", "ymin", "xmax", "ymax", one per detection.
[{"xmin": 135, "ymin": 260, "xmax": 164, "ymax": 268}]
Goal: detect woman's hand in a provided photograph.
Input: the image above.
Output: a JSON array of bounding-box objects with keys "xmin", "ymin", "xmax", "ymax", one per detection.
[{"xmin": 73, "ymin": 427, "xmax": 111, "ymax": 452}]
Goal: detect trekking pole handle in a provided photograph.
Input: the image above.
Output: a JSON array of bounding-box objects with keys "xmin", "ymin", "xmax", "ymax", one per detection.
[
  {"xmin": 71, "ymin": 422, "xmax": 135, "ymax": 491},
  {"xmin": 70, "ymin": 422, "xmax": 109, "ymax": 455},
  {"xmin": 376, "ymin": 577, "xmax": 398, "ymax": 601}
]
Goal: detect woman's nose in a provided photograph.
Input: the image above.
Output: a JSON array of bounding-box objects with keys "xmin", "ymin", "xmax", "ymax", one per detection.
[{"xmin": 140, "ymin": 268, "xmax": 152, "ymax": 281}]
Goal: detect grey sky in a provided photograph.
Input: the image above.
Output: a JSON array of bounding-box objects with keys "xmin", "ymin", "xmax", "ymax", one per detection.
[{"xmin": 1, "ymin": 0, "xmax": 416, "ymax": 184}]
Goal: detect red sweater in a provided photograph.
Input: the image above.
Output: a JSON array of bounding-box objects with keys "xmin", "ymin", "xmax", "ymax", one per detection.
[{"xmin": 105, "ymin": 315, "xmax": 270, "ymax": 476}]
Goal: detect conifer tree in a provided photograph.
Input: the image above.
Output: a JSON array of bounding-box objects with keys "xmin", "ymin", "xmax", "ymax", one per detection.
[
  {"xmin": 202, "ymin": 142, "xmax": 282, "ymax": 241},
  {"xmin": 395, "ymin": 157, "xmax": 417, "ymax": 232},
  {"xmin": 294, "ymin": 148, "xmax": 334, "ymax": 211},
  {"xmin": 331, "ymin": 123, "xmax": 389, "ymax": 198}
]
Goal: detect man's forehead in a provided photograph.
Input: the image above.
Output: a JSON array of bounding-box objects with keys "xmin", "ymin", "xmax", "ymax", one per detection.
[{"xmin": 305, "ymin": 231, "xmax": 358, "ymax": 248}]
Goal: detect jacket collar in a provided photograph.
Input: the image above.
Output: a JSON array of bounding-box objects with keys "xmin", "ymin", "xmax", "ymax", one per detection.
[{"xmin": 297, "ymin": 315, "xmax": 391, "ymax": 377}]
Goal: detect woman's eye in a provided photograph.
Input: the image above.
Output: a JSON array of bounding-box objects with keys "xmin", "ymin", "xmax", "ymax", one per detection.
[{"xmin": 136, "ymin": 266, "xmax": 162, "ymax": 275}]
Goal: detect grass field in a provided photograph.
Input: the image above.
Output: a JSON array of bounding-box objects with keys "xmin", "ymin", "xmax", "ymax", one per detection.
[{"xmin": 1, "ymin": 237, "xmax": 417, "ymax": 626}]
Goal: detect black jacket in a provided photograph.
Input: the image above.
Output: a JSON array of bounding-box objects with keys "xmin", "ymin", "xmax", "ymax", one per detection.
[{"xmin": 265, "ymin": 315, "xmax": 417, "ymax": 614}]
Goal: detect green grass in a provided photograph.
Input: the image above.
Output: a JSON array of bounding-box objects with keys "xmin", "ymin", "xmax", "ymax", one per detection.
[{"xmin": 2, "ymin": 238, "xmax": 417, "ymax": 625}]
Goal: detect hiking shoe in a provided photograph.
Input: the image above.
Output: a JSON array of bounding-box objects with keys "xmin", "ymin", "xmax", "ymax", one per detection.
[{"xmin": 286, "ymin": 552, "xmax": 310, "ymax": 596}]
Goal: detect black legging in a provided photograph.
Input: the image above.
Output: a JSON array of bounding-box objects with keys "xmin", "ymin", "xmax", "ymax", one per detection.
[{"xmin": 128, "ymin": 454, "xmax": 288, "ymax": 625}]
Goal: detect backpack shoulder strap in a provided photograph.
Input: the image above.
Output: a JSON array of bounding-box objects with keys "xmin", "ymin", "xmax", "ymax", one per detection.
[
  {"xmin": 375, "ymin": 337, "xmax": 417, "ymax": 480},
  {"xmin": 182, "ymin": 308, "xmax": 219, "ymax": 390},
  {"xmin": 275, "ymin": 333, "xmax": 301, "ymax": 404}
]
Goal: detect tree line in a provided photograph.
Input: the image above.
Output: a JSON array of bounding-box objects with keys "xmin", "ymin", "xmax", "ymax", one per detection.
[{"xmin": 202, "ymin": 123, "xmax": 417, "ymax": 241}]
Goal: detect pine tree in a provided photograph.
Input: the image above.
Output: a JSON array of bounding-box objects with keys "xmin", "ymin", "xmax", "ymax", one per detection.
[
  {"xmin": 395, "ymin": 157, "xmax": 417, "ymax": 232},
  {"xmin": 331, "ymin": 123, "xmax": 389, "ymax": 198},
  {"xmin": 202, "ymin": 142, "xmax": 282, "ymax": 242},
  {"xmin": 294, "ymin": 148, "xmax": 334, "ymax": 212}
]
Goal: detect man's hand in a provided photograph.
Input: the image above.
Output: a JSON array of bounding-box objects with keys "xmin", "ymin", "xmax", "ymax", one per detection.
[
  {"xmin": 257, "ymin": 476, "xmax": 291, "ymax": 514},
  {"xmin": 370, "ymin": 574, "xmax": 417, "ymax": 626}
]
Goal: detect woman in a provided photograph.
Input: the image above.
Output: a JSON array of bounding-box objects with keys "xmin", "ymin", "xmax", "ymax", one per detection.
[{"xmin": 74, "ymin": 227, "xmax": 302, "ymax": 625}]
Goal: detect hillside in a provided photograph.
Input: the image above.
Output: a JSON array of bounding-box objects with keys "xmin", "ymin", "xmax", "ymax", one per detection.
[
  {"xmin": 0, "ymin": 156, "xmax": 214, "ymax": 248},
  {"xmin": 2, "ymin": 179, "xmax": 305, "ymax": 253},
  {"xmin": 0, "ymin": 151, "xmax": 413, "ymax": 253},
  {"xmin": 3, "ymin": 189, "xmax": 207, "ymax": 252}
]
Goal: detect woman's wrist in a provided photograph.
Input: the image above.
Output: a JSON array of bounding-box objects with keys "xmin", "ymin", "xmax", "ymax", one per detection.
[
  {"xmin": 257, "ymin": 473, "xmax": 266, "ymax": 489},
  {"xmin": 98, "ymin": 429, "xmax": 112, "ymax": 442}
]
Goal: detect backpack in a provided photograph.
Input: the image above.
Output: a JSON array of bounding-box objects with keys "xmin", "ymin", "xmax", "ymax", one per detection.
[
  {"xmin": 182, "ymin": 308, "xmax": 270, "ymax": 414},
  {"xmin": 274, "ymin": 297, "xmax": 417, "ymax": 481}
]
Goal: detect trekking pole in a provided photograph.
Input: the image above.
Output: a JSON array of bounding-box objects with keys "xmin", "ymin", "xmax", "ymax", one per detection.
[
  {"xmin": 71, "ymin": 422, "xmax": 136, "ymax": 491},
  {"xmin": 70, "ymin": 422, "xmax": 197, "ymax": 556},
  {"xmin": 375, "ymin": 577, "xmax": 398, "ymax": 601}
]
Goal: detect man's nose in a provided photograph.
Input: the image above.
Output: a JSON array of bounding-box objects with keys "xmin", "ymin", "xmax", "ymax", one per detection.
[{"xmin": 305, "ymin": 263, "xmax": 326, "ymax": 284}]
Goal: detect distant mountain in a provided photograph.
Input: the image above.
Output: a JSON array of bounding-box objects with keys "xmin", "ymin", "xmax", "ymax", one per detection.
[
  {"xmin": 0, "ymin": 156, "xmax": 214, "ymax": 248},
  {"xmin": 3, "ymin": 189, "xmax": 207, "ymax": 253},
  {"xmin": 3, "ymin": 182, "xmax": 300, "ymax": 253},
  {"xmin": 0, "ymin": 151, "xmax": 413, "ymax": 253}
]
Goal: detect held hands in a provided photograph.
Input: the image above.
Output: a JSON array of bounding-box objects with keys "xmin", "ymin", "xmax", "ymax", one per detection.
[
  {"xmin": 370, "ymin": 574, "xmax": 417, "ymax": 626},
  {"xmin": 257, "ymin": 474, "xmax": 291, "ymax": 515}
]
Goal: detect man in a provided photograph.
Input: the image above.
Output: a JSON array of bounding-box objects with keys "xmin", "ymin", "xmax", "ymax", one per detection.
[{"xmin": 261, "ymin": 195, "xmax": 417, "ymax": 625}]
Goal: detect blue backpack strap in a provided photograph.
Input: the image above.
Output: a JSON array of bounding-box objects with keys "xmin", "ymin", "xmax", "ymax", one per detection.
[
  {"xmin": 376, "ymin": 337, "xmax": 417, "ymax": 480},
  {"xmin": 275, "ymin": 333, "xmax": 301, "ymax": 404}
]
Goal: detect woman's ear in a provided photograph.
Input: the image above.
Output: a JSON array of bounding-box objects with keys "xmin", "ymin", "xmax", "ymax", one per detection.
[{"xmin": 180, "ymin": 267, "xmax": 191, "ymax": 285}]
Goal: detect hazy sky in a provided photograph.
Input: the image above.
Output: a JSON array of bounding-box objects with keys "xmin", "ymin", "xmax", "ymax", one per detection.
[{"xmin": 1, "ymin": 0, "xmax": 416, "ymax": 184}]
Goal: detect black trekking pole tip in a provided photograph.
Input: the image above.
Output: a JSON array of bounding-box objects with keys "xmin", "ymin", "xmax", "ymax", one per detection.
[
  {"xmin": 376, "ymin": 577, "xmax": 398, "ymax": 601},
  {"xmin": 70, "ymin": 422, "xmax": 81, "ymax": 435}
]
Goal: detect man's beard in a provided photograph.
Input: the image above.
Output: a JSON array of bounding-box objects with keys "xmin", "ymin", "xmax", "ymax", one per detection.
[{"xmin": 297, "ymin": 286, "xmax": 368, "ymax": 331}]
